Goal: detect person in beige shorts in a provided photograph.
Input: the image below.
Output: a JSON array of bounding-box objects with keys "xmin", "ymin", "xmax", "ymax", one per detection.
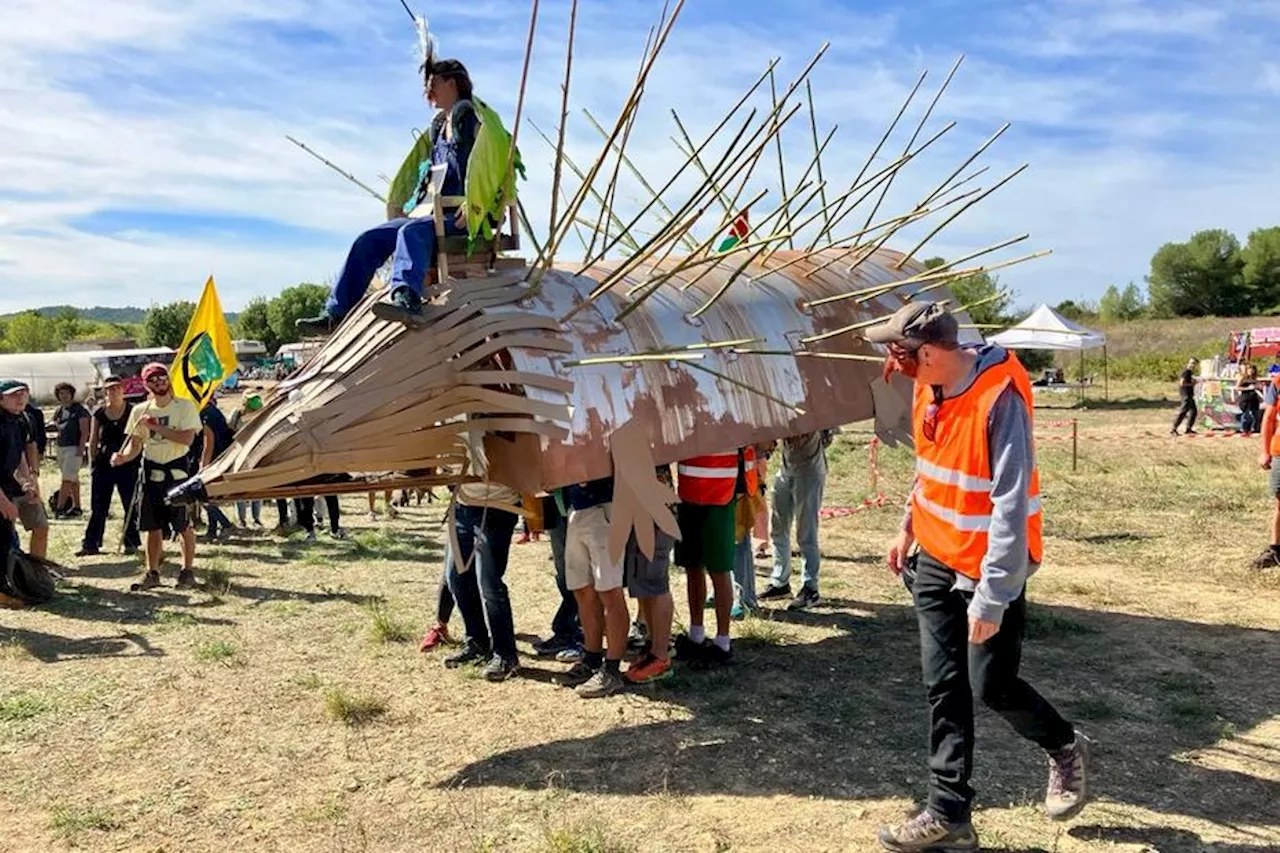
[{"xmin": 556, "ymin": 477, "xmax": 630, "ymax": 699}]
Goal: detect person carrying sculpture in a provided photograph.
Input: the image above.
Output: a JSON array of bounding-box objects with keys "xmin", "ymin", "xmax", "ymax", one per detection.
[
  {"xmin": 673, "ymin": 446, "xmax": 757, "ymax": 668},
  {"xmin": 297, "ymin": 57, "xmax": 521, "ymax": 335},
  {"xmin": 758, "ymin": 430, "xmax": 831, "ymax": 611},
  {"xmin": 867, "ymin": 302, "xmax": 1092, "ymax": 851}
]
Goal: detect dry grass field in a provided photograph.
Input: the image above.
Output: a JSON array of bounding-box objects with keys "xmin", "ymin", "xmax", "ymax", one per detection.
[{"xmin": 2, "ymin": 383, "xmax": 1278, "ymax": 852}]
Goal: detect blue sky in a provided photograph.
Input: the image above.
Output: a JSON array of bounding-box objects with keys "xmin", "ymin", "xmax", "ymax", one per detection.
[{"xmin": 1, "ymin": 0, "xmax": 1277, "ymax": 313}]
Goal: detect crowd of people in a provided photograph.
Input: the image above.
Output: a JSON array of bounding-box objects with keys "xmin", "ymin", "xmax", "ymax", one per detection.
[{"xmin": 0, "ymin": 39, "xmax": 1105, "ymax": 849}]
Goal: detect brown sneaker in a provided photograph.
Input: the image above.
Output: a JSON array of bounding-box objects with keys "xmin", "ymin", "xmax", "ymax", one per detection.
[
  {"xmin": 175, "ymin": 569, "xmax": 198, "ymax": 589},
  {"xmin": 130, "ymin": 570, "xmax": 161, "ymax": 592},
  {"xmin": 1045, "ymin": 730, "xmax": 1094, "ymax": 820},
  {"xmin": 878, "ymin": 811, "xmax": 978, "ymax": 852}
]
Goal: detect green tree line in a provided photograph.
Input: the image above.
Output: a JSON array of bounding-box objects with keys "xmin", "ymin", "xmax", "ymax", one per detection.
[{"xmin": 0, "ymin": 283, "xmax": 330, "ymax": 355}]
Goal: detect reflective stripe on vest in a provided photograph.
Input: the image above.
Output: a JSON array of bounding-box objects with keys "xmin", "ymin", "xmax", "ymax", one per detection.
[
  {"xmin": 911, "ymin": 349, "xmax": 1044, "ymax": 579},
  {"xmin": 678, "ymin": 448, "xmax": 755, "ymax": 506}
]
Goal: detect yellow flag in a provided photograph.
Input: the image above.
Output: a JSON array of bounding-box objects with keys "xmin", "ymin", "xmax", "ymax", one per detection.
[{"xmin": 171, "ymin": 276, "xmax": 237, "ymax": 409}]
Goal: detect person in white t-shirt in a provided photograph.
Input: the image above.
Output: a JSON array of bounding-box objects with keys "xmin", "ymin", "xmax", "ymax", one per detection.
[{"xmin": 111, "ymin": 363, "xmax": 201, "ymax": 591}]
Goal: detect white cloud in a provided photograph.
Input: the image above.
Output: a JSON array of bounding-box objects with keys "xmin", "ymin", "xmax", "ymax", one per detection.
[{"xmin": 0, "ymin": 0, "xmax": 1277, "ymax": 314}]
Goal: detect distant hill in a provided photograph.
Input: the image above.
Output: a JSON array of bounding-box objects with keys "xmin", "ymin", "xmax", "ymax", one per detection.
[{"xmin": 1, "ymin": 306, "xmax": 238, "ymax": 324}]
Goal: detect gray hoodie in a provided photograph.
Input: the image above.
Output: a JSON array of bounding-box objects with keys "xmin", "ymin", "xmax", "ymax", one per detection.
[{"xmin": 902, "ymin": 345, "xmax": 1039, "ymax": 626}]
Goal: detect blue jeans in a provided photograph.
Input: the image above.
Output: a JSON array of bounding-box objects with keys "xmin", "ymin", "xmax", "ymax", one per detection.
[
  {"xmin": 769, "ymin": 465, "xmax": 826, "ymax": 592},
  {"xmin": 206, "ymin": 503, "xmax": 233, "ymax": 538},
  {"xmin": 446, "ymin": 503, "xmax": 520, "ymax": 662},
  {"xmin": 733, "ymin": 534, "xmax": 757, "ymax": 610},
  {"xmin": 1241, "ymin": 406, "xmax": 1260, "ymax": 434},
  {"xmin": 236, "ymin": 500, "xmax": 262, "ymax": 526},
  {"xmin": 547, "ymin": 512, "xmax": 581, "ymax": 642},
  {"xmin": 325, "ymin": 215, "xmax": 467, "ymax": 319}
]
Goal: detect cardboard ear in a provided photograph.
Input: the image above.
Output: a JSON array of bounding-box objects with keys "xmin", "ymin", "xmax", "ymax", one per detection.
[{"xmin": 606, "ymin": 420, "xmax": 679, "ymax": 564}]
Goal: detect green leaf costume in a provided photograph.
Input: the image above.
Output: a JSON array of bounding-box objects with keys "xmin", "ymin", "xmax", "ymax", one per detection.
[{"xmin": 385, "ymin": 98, "xmax": 525, "ymax": 251}]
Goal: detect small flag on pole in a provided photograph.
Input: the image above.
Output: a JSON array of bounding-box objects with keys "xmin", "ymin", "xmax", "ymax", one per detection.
[
  {"xmin": 171, "ymin": 276, "xmax": 238, "ymax": 409},
  {"xmin": 717, "ymin": 210, "xmax": 750, "ymax": 253}
]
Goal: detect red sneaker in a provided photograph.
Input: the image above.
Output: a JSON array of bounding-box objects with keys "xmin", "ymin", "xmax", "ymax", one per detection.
[
  {"xmin": 625, "ymin": 653, "xmax": 672, "ymax": 684},
  {"xmin": 419, "ymin": 622, "xmax": 452, "ymax": 652}
]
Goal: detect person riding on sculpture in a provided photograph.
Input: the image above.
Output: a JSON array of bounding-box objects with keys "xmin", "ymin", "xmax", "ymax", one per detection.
[{"xmin": 298, "ymin": 50, "xmax": 522, "ymax": 335}]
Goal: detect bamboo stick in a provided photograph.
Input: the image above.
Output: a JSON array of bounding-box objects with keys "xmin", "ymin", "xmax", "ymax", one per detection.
[
  {"xmin": 584, "ymin": 108, "xmax": 700, "ymax": 251},
  {"xmin": 805, "ymin": 80, "xmax": 831, "ymax": 236},
  {"xmin": 689, "ymin": 239, "xmax": 779, "ymax": 318},
  {"xmin": 953, "ymin": 290, "xmax": 1009, "ymax": 315},
  {"xmin": 756, "ymin": 126, "xmax": 838, "ymax": 261},
  {"xmin": 546, "ymin": 0, "xmax": 578, "ymax": 245},
  {"xmin": 761, "ymin": 187, "xmax": 980, "ymax": 282},
  {"xmin": 799, "ymin": 250, "xmax": 1052, "ymax": 346},
  {"xmin": 902, "ymin": 250, "xmax": 1052, "ymax": 300},
  {"xmin": 564, "ymin": 352, "xmax": 706, "ymax": 367},
  {"xmin": 501, "ymin": 0, "xmax": 539, "ymax": 218},
  {"xmin": 859, "ymin": 55, "xmax": 964, "ymax": 235},
  {"xmin": 807, "ymin": 68, "xmax": 928, "ymax": 250},
  {"xmin": 563, "ymin": 103, "xmax": 805, "ymax": 323},
  {"xmin": 808, "ymin": 231, "xmax": 1028, "ymax": 306},
  {"xmin": 586, "ymin": 19, "xmax": 660, "ymax": 261},
  {"xmin": 918, "ymin": 123, "xmax": 1010, "ymax": 210},
  {"xmin": 528, "ymin": 119, "xmax": 640, "ymax": 252},
  {"xmin": 683, "ymin": 360, "xmax": 806, "ymax": 415},
  {"xmin": 802, "ymin": 119, "xmax": 957, "ymax": 263},
  {"xmin": 894, "ymin": 163, "xmax": 1029, "ymax": 269},
  {"xmin": 535, "ymin": 0, "xmax": 688, "ymax": 286},
  {"xmin": 617, "ymin": 229, "xmax": 793, "ymax": 323},
  {"xmin": 768, "ymin": 68, "xmax": 793, "ymax": 249},
  {"xmin": 671, "ymin": 113, "xmax": 735, "ymax": 216},
  {"xmin": 733, "ymin": 349, "xmax": 884, "ymax": 363},
  {"xmin": 578, "ymin": 45, "xmax": 826, "ymax": 272},
  {"xmin": 962, "ymin": 324, "xmax": 1086, "ymax": 335}
]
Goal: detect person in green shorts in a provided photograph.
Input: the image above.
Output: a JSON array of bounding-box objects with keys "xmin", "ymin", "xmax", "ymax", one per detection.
[{"xmin": 673, "ymin": 448, "xmax": 758, "ymax": 667}]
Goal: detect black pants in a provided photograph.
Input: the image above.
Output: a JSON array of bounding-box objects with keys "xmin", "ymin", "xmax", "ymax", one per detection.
[
  {"xmin": 0, "ymin": 515, "xmax": 13, "ymax": 590},
  {"xmin": 913, "ymin": 551, "xmax": 1075, "ymax": 823},
  {"xmin": 83, "ymin": 462, "xmax": 141, "ymax": 551},
  {"xmin": 297, "ymin": 496, "xmax": 340, "ymax": 535},
  {"xmin": 1172, "ymin": 395, "xmax": 1198, "ymax": 432}
]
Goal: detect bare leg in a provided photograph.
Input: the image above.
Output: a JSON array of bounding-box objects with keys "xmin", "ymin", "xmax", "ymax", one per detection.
[
  {"xmin": 710, "ymin": 571, "xmax": 733, "ymax": 640},
  {"xmin": 146, "ymin": 529, "xmax": 163, "ymax": 572},
  {"xmin": 646, "ymin": 592, "xmax": 674, "ymax": 662},
  {"xmin": 28, "ymin": 527, "xmax": 48, "ymax": 560},
  {"xmin": 687, "ymin": 568, "xmax": 707, "ymax": 631},
  {"xmin": 179, "ymin": 528, "xmax": 196, "ymax": 570},
  {"xmin": 574, "ymin": 587, "xmax": 605, "ymax": 655},
  {"xmin": 600, "ymin": 588, "xmax": 630, "ymax": 662},
  {"xmin": 1271, "ymin": 497, "xmax": 1280, "ymax": 546}
]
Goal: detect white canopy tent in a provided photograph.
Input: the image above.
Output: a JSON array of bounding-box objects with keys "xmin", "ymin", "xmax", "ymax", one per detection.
[{"xmin": 987, "ymin": 304, "xmax": 1108, "ymax": 399}]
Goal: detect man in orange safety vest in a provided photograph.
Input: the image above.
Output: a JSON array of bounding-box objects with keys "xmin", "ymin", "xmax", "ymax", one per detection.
[{"xmin": 868, "ymin": 301, "xmax": 1093, "ymax": 852}]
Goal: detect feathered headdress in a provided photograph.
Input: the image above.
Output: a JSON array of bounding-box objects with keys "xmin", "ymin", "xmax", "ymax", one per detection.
[{"xmin": 415, "ymin": 14, "xmax": 439, "ymax": 75}]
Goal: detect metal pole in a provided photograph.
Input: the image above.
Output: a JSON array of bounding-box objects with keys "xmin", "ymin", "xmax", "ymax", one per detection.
[{"xmin": 1072, "ymin": 419, "xmax": 1078, "ymax": 472}]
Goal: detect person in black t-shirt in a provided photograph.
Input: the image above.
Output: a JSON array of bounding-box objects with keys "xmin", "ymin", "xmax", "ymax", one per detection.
[
  {"xmin": 52, "ymin": 383, "xmax": 91, "ymax": 517},
  {"xmin": 198, "ymin": 401, "xmax": 237, "ymax": 541},
  {"xmin": 24, "ymin": 402, "xmax": 46, "ymax": 458},
  {"xmin": 1, "ymin": 380, "xmax": 36, "ymax": 588},
  {"xmin": 1171, "ymin": 358, "xmax": 1199, "ymax": 436},
  {"xmin": 78, "ymin": 377, "xmax": 141, "ymax": 557}
]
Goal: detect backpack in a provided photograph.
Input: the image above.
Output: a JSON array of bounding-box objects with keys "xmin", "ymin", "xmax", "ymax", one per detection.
[{"xmin": 3, "ymin": 550, "xmax": 58, "ymax": 605}]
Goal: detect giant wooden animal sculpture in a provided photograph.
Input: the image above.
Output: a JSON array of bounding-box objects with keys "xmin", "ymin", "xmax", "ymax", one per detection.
[{"xmin": 178, "ymin": 1, "xmax": 1049, "ymax": 554}]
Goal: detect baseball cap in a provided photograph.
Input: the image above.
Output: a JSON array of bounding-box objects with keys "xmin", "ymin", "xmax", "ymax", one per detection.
[
  {"xmin": 0, "ymin": 378, "xmax": 28, "ymax": 396},
  {"xmin": 102, "ymin": 375, "xmax": 123, "ymax": 387},
  {"xmin": 140, "ymin": 362, "xmax": 169, "ymax": 381},
  {"xmin": 864, "ymin": 301, "xmax": 959, "ymax": 348}
]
